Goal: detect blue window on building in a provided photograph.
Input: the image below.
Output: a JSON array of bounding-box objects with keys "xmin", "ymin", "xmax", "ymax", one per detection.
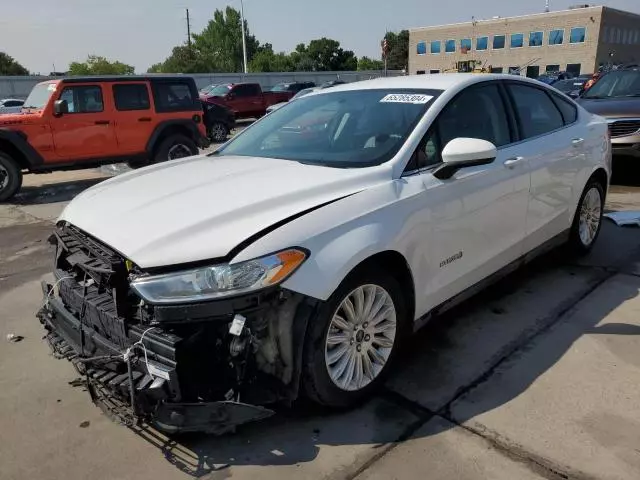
[
  {"xmin": 445, "ymin": 39, "xmax": 456, "ymax": 53},
  {"xmin": 476, "ymin": 36, "xmax": 488, "ymax": 50},
  {"xmin": 461, "ymin": 38, "xmax": 472, "ymax": 52},
  {"xmin": 549, "ymin": 29, "xmax": 564, "ymax": 45},
  {"xmin": 511, "ymin": 33, "xmax": 524, "ymax": 48},
  {"xmin": 417, "ymin": 42, "xmax": 427, "ymax": 55},
  {"xmin": 493, "ymin": 35, "xmax": 506, "ymax": 49},
  {"xmin": 529, "ymin": 31, "xmax": 544, "ymax": 46},
  {"xmin": 570, "ymin": 27, "xmax": 586, "ymax": 43},
  {"xmin": 430, "ymin": 40, "xmax": 441, "ymax": 54}
]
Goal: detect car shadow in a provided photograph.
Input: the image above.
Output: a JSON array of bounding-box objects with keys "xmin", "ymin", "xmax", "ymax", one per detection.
[
  {"xmin": 612, "ymin": 155, "xmax": 640, "ymax": 188},
  {"xmin": 122, "ymin": 222, "xmax": 640, "ymax": 478},
  {"xmin": 10, "ymin": 177, "xmax": 106, "ymax": 206}
]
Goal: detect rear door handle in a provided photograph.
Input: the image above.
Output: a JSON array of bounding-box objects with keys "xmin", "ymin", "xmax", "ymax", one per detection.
[
  {"xmin": 503, "ymin": 156, "xmax": 525, "ymax": 168},
  {"xmin": 138, "ymin": 117, "xmax": 152, "ymax": 122},
  {"xmin": 94, "ymin": 120, "xmax": 110, "ymax": 125},
  {"xmin": 572, "ymin": 137, "xmax": 585, "ymax": 146}
]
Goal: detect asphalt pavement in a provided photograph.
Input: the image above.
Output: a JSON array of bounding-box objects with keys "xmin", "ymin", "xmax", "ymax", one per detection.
[{"xmin": 1, "ymin": 157, "xmax": 640, "ymax": 480}]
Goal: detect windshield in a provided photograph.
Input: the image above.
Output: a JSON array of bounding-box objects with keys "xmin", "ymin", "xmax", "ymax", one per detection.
[
  {"xmin": 207, "ymin": 84, "xmax": 232, "ymax": 97},
  {"xmin": 583, "ymin": 70, "xmax": 640, "ymax": 98},
  {"xmin": 215, "ymin": 89, "xmax": 440, "ymax": 168},
  {"xmin": 199, "ymin": 84, "xmax": 217, "ymax": 93},
  {"xmin": 270, "ymin": 83, "xmax": 291, "ymax": 92},
  {"xmin": 23, "ymin": 82, "xmax": 56, "ymax": 109}
]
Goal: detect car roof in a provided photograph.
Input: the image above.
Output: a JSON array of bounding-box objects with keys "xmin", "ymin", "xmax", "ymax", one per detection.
[
  {"xmin": 0, "ymin": 98, "xmax": 23, "ymax": 102},
  {"xmin": 324, "ymin": 73, "xmax": 542, "ymax": 93},
  {"xmin": 60, "ymin": 75, "xmax": 195, "ymax": 84}
]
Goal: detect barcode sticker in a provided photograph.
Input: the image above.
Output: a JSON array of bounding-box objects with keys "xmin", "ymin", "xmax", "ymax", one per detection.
[{"xmin": 380, "ymin": 94, "xmax": 433, "ymax": 104}]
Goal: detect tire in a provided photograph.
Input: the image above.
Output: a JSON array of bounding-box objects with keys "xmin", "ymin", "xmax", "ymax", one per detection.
[
  {"xmin": 302, "ymin": 269, "xmax": 408, "ymax": 408},
  {"xmin": 153, "ymin": 134, "xmax": 198, "ymax": 164},
  {"xmin": 567, "ymin": 180, "xmax": 605, "ymax": 256},
  {"xmin": 0, "ymin": 152, "xmax": 23, "ymax": 202},
  {"xmin": 208, "ymin": 122, "xmax": 229, "ymax": 143}
]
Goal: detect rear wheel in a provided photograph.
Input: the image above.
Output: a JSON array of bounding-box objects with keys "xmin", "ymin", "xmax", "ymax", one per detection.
[
  {"xmin": 0, "ymin": 152, "xmax": 23, "ymax": 202},
  {"xmin": 303, "ymin": 270, "xmax": 407, "ymax": 408},
  {"xmin": 208, "ymin": 122, "xmax": 229, "ymax": 143},
  {"xmin": 154, "ymin": 134, "xmax": 198, "ymax": 164},
  {"xmin": 568, "ymin": 180, "xmax": 605, "ymax": 255}
]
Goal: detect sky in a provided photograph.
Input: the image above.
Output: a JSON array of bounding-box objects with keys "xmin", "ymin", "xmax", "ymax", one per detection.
[{"xmin": 2, "ymin": 0, "xmax": 639, "ymax": 74}]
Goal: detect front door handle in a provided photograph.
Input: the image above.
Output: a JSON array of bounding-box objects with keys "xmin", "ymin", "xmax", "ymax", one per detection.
[
  {"xmin": 504, "ymin": 156, "xmax": 525, "ymax": 168},
  {"xmin": 94, "ymin": 120, "xmax": 110, "ymax": 125},
  {"xmin": 572, "ymin": 137, "xmax": 585, "ymax": 147},
  {"xmin": 138, "ymin": 117, "xmax": 152, "ymax": 122}
]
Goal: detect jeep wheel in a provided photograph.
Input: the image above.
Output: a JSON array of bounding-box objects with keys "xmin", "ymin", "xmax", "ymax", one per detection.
[
  {"xmin": 208, "ymin": 122, "xmax": 229, "ymax": 143},
  {"xmin": 154, "ymin": 135, "xmax": 198, "ymax": 164},
  {"xmin": 0, "ymin": 152, "xmax": 23, "ymax": 202}
]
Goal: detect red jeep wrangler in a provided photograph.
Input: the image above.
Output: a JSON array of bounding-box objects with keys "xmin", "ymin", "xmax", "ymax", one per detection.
[{"xmin": 0, "ymin": 75, "xmax": 208, "ymax": 201}]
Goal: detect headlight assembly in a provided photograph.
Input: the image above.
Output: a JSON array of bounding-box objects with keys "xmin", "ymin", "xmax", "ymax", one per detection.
[{"xmin": 130, "ymin": 248, "xmax": 307, "ymax": 304}]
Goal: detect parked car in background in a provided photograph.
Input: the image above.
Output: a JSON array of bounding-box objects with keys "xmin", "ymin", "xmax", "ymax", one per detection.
[
  {"xmin": 270, "ymin": 81, "xmax": 316, "ymax": 96},
  {"xmin": 38, "ymin": 74, "xmax": 610, "ymax": 435},
  {"xmin": 200, "ymin": 83, "xmax": 292, "ymax": 120},
  {"xmin": 320, "ymin": 79, "xmax": 347, "ymax": 88},
  {"xmin": 551, "ymin": 76, "xmax": 591, "ymax": 98},
  {"xmin": 0, "ymin": 98, "xmax": 24, "ymax": 114},
  {"xmin": 201, "ymin": 100, "xmax": 235, "ymax": 142},
  {"xmin": 536, "ymin": 72, "xmax": 575, "ymax": 85},
  {"xmin": 578, "ymin": 68, "xmax": 640, "ymax": 158},
  {"xmin": 0, "ymin": 75, "xmax": 208, "ymax": 201},
  {"xmin": 265, "ymin": 86, "xmax": 320, "ymax": 114}
]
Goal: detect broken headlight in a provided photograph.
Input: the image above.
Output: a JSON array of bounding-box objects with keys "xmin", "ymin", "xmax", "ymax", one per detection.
[{"xmin": 130, "ymin": 248, "xmax": 307, "ymax": 304}]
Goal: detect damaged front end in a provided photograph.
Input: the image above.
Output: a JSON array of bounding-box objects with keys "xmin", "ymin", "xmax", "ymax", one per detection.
[{"xmin": 37, "ymin": 223, "xmax": 318, "ymax": 435}]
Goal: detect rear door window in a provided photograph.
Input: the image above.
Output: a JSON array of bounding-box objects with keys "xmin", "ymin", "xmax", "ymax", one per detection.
[
  {"xmin": 113, "ymin": 84, "xmax": 150, "ymax": 111},
  {"xmin": 507, "ymin": 84, "xmax": 564, "ymax": 139},
  {"xmin": 549, "ymin": 92, "xmax": 578, "ymax": 125},
  {"xmin": 152, "ymin": 81, "xmax": 196, "ymax": 112}
]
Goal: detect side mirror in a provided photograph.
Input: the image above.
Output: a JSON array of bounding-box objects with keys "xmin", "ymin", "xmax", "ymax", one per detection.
[
  {"xmin": 433, "ymin": 138, "xmax": 497, "ymax": 180},
  {"xmin": 53, "ymin": 99, "xmax": 69, "ymax": 116}
]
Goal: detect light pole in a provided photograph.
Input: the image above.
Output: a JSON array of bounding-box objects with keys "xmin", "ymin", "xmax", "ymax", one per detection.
[{"xmin": 240, "ymin": 0, "xmax": 248, "ymax": 73}]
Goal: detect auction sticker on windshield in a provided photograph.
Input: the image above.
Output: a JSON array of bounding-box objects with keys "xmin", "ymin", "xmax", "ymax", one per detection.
[{"xmin": 380, "ymin": 93, "xmax": 433, "ymax": 104}]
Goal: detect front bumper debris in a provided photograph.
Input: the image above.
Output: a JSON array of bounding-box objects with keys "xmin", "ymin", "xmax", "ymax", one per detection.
[{"xmin": 38, "ymin": 280, "xmax": 275, "ymax": 435}]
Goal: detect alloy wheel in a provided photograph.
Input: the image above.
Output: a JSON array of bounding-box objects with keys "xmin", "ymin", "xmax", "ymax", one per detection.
[
  {"xmin": 324, "ymin": 284, "xmax": 397, "ymax": 392},
  {"xmin": 167, "ymin": 143, "xmax": 193, "ymax": 160},
  {"xmin": 210, "ymin": 123, "xmax": 227, "ymax": 142},
  {"xmin": 578, "ymin": 186, "xmax": 602, "ymax": 247}
]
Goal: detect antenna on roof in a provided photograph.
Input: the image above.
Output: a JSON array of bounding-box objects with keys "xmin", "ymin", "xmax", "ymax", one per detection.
[{"xmin": 545, "ymin": 0, "xmax": 550, "ymax": 12}]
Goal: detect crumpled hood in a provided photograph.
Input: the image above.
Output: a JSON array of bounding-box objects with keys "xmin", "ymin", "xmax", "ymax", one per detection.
[{"xmin": 60, "ymin": 154, "xmax": 385, "ymax": 268}]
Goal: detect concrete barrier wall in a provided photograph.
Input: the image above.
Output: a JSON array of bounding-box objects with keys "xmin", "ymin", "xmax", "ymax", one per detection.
[{"xmin": 0, "ymin": 71, "xmax": 404, "ymax": 99}]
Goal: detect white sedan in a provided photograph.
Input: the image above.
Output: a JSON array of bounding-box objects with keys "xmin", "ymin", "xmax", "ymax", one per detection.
[{"xmin": 42, "ymin": 74, "xmax": 610, "ymax": 433}]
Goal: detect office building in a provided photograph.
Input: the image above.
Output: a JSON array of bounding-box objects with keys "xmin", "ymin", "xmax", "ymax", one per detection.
[{"xmin": 409, "ymin": 5, "xmax": 640, "ymax": 76}]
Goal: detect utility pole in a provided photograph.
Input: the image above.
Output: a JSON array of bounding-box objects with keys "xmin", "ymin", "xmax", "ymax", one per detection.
[
  {"xmin": 186, "ymin": 8, "xmax": 192, "ymax": 49},
  {"xmin": 240, "ymin": 0, "xmax": 248, "ymax": 73}
]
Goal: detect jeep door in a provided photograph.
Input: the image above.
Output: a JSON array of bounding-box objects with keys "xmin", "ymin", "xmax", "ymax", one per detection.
[
  {"xmin": 111, "ymin": 82, "xmax": 155, "ymax": 154},
  {"xmin": 51, "ymin": 83, "xmax": 118, "ymax": 160}
]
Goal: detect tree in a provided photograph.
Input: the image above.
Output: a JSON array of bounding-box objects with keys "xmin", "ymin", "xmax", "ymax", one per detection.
[
  {"xmin": 358, "ymin": 56, "xmax": 384, "ymax": 71},
  {"xmin": 69, "ymin": 55, "xmax": 134, "ymax": 75},
  {"xmin": 249, "ymin": 50, "xmax": 295, "ymax": 73},
  {"xmin": 149, "ymin": 7, "xmax": 262, "ymax": 73},
  {"xmin": 0, "ymin": 52, "xmax": 29, "ymax": 75},
  {"xmin": 304, "ymin": 38, "xmax": 357, "ymax": 71},
  {"xmin": 384, "ymin": 30, "xmax": 409, "ymax": 71}
]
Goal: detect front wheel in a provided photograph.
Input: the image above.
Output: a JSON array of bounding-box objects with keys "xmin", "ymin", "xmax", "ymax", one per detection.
[
  {"xmin": 0, "ymin": 152, "xmax": 23, "ymax": 202},
  {"xmin": 154, "ymin": 134, "xmax": 198, "ymax": 164},
  {"xmin": 302, "ymin": 270, "xmax": 407, "ymax": 408},
  {"xmin": 568, "ymin": 180, "xmax": 605, "ymax": 255}
]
